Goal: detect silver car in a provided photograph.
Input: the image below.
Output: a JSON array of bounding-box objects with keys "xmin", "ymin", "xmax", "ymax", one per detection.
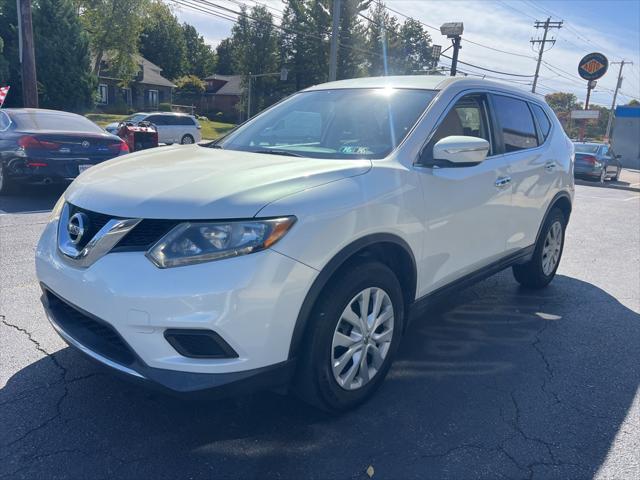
[
  {"xmin": 573, "ymin": 142, "xmax": 622, "ymax": 182},
  {"xmin": 105, "ymin": 112, "xmax": 202, "ymax": 145}
]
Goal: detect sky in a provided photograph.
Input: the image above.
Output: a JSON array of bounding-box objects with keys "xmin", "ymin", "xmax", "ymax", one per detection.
[{"xmin": 171, "ymin": 0, "xmax": 640, "ymax": 106}]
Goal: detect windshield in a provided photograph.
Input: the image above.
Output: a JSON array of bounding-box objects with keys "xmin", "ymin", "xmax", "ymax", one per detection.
[
  {"xmin": 126, "ymin": 114, "xmax": 148, "ymax": 123},
  {"xmin": 217, "ymin": 88, "xmax": 437, "ymax": 159},
  {"xmin": 574, "ymin": 144, "xmax": 600, "ymax": 154}
]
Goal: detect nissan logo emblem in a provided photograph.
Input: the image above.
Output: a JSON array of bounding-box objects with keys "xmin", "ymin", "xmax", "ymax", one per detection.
[
  {"xmin": 82, "ymin": 140, "xmax": 90, "ymax": 148},
  {"xmin": 67, "ymin": 212, "xmax": 89, "ymax": 245}
]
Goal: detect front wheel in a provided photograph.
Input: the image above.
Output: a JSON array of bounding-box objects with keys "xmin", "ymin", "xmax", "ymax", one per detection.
[
  {"xmin": 294, "ymin": 261, "xmax": 405, "ymax": 412},
  {"xmin": 513, "ymin": 208, "xmax": 566, "ymax": 289},
  {"xmin": 181, "ymin": 134, "xmax": 194, "ymax": 145},
  {"xmin": 613, "ymin": 167, "xmax": 621, "ymax": 182},
  {"xmin": 599, "ymin": 168, "xmax": 606, "ymax": 183}
]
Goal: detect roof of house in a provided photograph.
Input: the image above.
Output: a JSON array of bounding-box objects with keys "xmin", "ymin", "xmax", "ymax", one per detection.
[
  {"xmin": 137, "ymin": 56, "xmax": 176, "ymax": 88},
  {"xmin": 97, "ymin": 54, "xmax": 176, "ymax": 88},
  {"xmin": 205, "ymin": 74, "xmax": 243, "ymax": 96}
]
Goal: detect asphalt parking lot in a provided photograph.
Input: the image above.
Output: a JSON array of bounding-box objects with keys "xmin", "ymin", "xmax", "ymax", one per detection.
[{"xmin": 1, "ymin": 172, "xmax": 639, "ymax": 480}]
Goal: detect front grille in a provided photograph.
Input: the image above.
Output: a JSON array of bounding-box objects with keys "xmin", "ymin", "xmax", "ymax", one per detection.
[
  {"xmin": 45, "ymin": 291, "xmax": 136, "ymax": 366},
  {"xmin": 66, "ymin": 203, "xmax": 178, "ymax": 251}
]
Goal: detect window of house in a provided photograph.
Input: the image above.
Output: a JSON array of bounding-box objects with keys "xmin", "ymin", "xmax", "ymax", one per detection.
[
  {"xmin": 531, "ymin": 103, "xmax": 552, "ymax": 142},
  {"xmin": 120, "ymin": 88, "xmax": 132, "ymax": 106},
  {"xmin": 98, "ymin": 84, "xmax": 108, "ymax": 105},
  {"xmin": 492, "ymin": 95, "xmax": 538, "ymax": 152}
]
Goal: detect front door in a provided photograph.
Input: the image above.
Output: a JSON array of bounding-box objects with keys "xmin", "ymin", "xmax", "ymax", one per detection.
[{"xmin": 415, "ymin": 93, "xmax": 512, "ymax": 293}]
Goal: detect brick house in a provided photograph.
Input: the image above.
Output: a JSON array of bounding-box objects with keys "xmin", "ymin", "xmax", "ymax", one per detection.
[
  {"xmin": 202, "ymin": 74, "xmax": 244, "ymax": 122},
  {"xmin": 96, "ymin": 55, "xmax": 176, "ymax": 111}
]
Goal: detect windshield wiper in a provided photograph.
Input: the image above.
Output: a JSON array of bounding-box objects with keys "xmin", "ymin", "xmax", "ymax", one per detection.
[{"xmin": 253, "ymin": 149, "xmax": 303, "ymax": 157}]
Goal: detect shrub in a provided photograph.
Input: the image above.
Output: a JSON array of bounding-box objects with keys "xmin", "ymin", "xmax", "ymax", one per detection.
[{"xmin": 158, "ymin": 102, "xmax": 172, "ymax": 112}]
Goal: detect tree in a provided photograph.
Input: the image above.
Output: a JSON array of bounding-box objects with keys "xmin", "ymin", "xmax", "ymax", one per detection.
[
  {"xmin": 174, "ymin": 75, "xmax": 206, "ymax": 95},
  {"xmin": 230, "ymin": 5, "xmax": 279, "ymax": 114},
  {"xmin": 337, "ymin": 0, "xmax": 369, "ymax": 79},
  {"xmin": 215, "ymin": 38, "xmax": 235, "ymax": 75},
  {"xmin": 183, "ymin": 23, "xmax": 216, "ymax": 78},
  {"xmin": 280, "ymin": 0, "xmax": 331, "ymax": 91},
  {"xmin": 140, "ymin": 2, "xmax": 186, "ymax": 80},
  {"xmin": 399, "ymin": 18, "xmax": 434, "ymax": 74},
  {"xmin": 0, "ymin": 35, "xmax": 9, "ymax": 84},
  {"xmin": 545, "ymin": 92, "xmax": 580, "ymax": 137},
  {"xmin": 0, "ymin": 0, "xmax": 22, "ymax": 105},
  {"xmin": 79, "ymin": 0, "xmax": 149, "ymax": 85},
  {"xmin": 627, "ymin": 99, "xmax": 640, "ymax": 106},
  {"xmin": 34, "ymin": 0, "xmax": 95, "ymax": 111}
]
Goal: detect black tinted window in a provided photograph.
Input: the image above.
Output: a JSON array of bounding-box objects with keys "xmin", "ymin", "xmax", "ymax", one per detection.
[
  {"xmin": 176, "ymin": 116, "xmax": 195, "ymax": 126},
  {"xmin": 531, "ymin": 103, "xmax": 551, "ymax": 141},
  {"xmin": 493, "ymin": 95, "xmax": 538, "ymax": 152},
  {"xmin": 146, "ymin": 115, "xmax": 165, "ymax": 125},
  {"xmin": 0, "ymin": 112, "xmax": 10, "ymax": 130}
]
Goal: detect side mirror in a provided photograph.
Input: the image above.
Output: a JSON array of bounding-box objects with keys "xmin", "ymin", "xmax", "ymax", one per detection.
[{"xmin": 432, "ymin": 135, "xmax": 490, "ymax": 166}]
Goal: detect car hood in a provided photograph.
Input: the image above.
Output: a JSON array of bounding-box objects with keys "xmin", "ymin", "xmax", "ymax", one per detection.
[{"xmin": 64, "ymin": 145, "xmax": 372, "ymax": 219}]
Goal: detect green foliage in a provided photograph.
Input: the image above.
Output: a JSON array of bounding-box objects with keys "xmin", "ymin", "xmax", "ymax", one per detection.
[
  {"xmin": 34, "ymin": 0, "xmax": 95, "ymax": 111},
  {"xmin": 0, "ymin": 35, "xmax": 9, "ymax": 84},
  {"xmin": 627, "ymin": 99, "xmax": 640, "ymax": 106},
  {"xmin": 545, "ymin": 91, "xmax": 611, "ymax": 140},
  {"xmin": 182, "ymin": 23, "xmax": 216, "ymax": 78},
  {"xmin": 79, "ymin": 0, "xmax": 149, "ymax": 85},
  {"xmin": 158, "ymin": 102, "xmax": 172, "ymax": 112},
  {"xmin": 230, "ymin": 5, "xmax": 279, "ymax": 114},
  {"xmin": 337, "ymin": 0, "xmax": 369, "ymax": 80},
  {"xmin": 0, "ymin": 0, "xmax": 22, "ymax": 106},
  {"xmin": 175, "ymin": 75, "xmax": 206, "ymax": 95},
  {"xmin": 215, "ymin": 38, "xmax": 234, "ymax": 75},
  {"xmin": 140, "ymin": 2, "xmax": 186, "ymax": 80}
]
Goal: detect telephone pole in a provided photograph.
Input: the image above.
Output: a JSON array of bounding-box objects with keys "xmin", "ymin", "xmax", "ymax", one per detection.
[
  {"xmin": 605, "ymin": 60, "xmax": 632, "ymax": 140},
  {"xmin": 328, "ymin": 0, "xmax": 341, "ymax": 82},
  {"xmin": 17, "ymin": 0, "xmax": 38, "ymax": 107},
  {"xmin": 530, "ymin": 17, "xmax": 563, "ymax": 94}
]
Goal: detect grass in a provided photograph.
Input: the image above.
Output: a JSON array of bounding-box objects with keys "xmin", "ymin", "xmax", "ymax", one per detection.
[{"xmin": 86, "ymin": 113, "xmax": 235, "ymax": 141}]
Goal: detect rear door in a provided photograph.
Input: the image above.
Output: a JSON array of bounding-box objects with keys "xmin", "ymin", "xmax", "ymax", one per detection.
[
  {"xmin": 491, "ymin": 94, "xmax": 553, "ymax": 252},
  {"xmin": 415, "ymin": 92, "xmax": 512, "ymax": 291},
  {"xmin": 146, "ymin": 115, "xmax": 172, "ymax": 144}
]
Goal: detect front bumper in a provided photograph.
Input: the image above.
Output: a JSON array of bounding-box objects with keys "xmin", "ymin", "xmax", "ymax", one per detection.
[{"xmin": 35, "ymin": 217, "xmax": 317, "ymax": 391}]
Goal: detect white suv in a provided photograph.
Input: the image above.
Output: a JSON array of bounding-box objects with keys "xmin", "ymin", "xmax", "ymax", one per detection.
[
  {"xmin": 105, "ymin": 112, "xmax": 202, "ymax": 144},
  {"xmin": 36, "ymin": 77, "xmax": 574, "ymax": 411}
]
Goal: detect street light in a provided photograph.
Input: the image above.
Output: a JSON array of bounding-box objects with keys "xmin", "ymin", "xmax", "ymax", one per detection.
[{"xmin": 440, "ymin": 22, "xmax": 464, "ymax": 76}]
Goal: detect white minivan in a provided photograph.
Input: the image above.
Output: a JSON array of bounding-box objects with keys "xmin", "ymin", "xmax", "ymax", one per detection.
[
  {"xmin": 37, "ymin": 77, "xmax": 574, "ymax": 412},
  {"xmin": 105, "ymin": 112, "xmax": 202, "ymax": 144}
]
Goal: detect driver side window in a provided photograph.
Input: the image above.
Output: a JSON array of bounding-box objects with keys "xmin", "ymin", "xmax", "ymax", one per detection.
[{"xmin": 423, "ymin": 94, "xmax": 493, "ymax": 165}]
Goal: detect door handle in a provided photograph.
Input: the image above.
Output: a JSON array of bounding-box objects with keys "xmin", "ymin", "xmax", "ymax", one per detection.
[
  {"xmin": 545, "ymin": 161, "xmax": 556, "ymax": 172},
  {"xmin": 495, "ymin": 176, "xmax": 511, "ymax": 188}
]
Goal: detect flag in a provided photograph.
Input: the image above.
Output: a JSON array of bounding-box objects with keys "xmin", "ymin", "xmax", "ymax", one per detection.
[{"xmin": 0, "ymin": 86, "xmax": 9, "ymax": 107}]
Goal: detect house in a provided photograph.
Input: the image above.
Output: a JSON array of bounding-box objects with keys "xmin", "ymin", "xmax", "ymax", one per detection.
[
  {"xmin": 96, "ymin": 55, "xmax": 176, "ymax": 110},
  {"xmin": 203, "ymin": 74, "xmax": 244, "ymax": 121}
]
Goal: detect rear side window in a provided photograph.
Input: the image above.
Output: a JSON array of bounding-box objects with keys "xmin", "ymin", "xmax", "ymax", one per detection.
[
  {"xmin": 176, "ymin": 116, "xmax": 196, "ymax": 126},
  {"xmin": 492, "ymin": 95, "xmax": 538, "ymax": 152},
  {"xmin": 146, "ymin": 115, "xmax": 166, "ymax": 125},
  {"xmin": 531, "ymin": 103, "xmax": 552, "ymax": 141},
  {"xmin": 0, "ymin": 111, "xmax": 10, "ymax": 131}
]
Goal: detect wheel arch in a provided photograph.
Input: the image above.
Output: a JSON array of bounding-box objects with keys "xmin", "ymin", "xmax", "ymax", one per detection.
[
  {"xmin": 287, "ymin": 233, "xmax": 417, "ymax": 360},
  {"xmin": 536, "ymin": 191, "xmax": 572, "ymax": 245}
]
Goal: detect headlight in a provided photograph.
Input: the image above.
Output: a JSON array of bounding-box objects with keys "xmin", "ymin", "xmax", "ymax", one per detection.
[{"xmin": 146, "ymin": 217, "xmax": 296, "ymax": 268}]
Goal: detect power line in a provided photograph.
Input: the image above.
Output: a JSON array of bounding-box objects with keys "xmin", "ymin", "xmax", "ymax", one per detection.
[
  {"xmin": 440, "ymin": 53, "xmax": 535, "ymax": 77},
  {"xmin": 530, "ymin": 17, "xmax": 563, "ymax": 93}
]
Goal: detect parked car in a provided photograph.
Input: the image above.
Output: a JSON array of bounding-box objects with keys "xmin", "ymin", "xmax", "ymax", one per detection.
[
  {"xmin": 105, "ymin": 112, "xmax": 202, "ymax": 145},
  {"xmin": 36, "ymin": 77, "xmax": 574, "ymax": 412},
  {"xmin": 573, "ymin": 141, "xmax": 622, "ymax": 182},
  {"xmin": 0, "ymin": 108, "xmax": 129, "ymax": 195}
]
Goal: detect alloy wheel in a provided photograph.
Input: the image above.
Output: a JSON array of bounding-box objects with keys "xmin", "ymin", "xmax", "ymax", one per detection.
[
  {"xmin": 182, "ymin": 135, "xmax": 194, "ymax": 144},
  {"xmin": 331, "ymin": 287, "xmax": 395, "ymax": 391},
  {"xmin": 542, "ymin": 221, "xmax": 563, "ymax": 276}
]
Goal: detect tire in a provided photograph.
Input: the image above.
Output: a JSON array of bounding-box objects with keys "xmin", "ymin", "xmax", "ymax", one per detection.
[
  {"xmin": 0, "ymin": 165, "xmax": 15, "ymax": 195},
  {"xmin": 294, "ymin": 260, "xmax": 405, "ymax": 412},
  {"xmin": 613, "ymin": 167, "xmax": 621, "ymax": 182},
  {"xmin": 513, "ymin": 208, "xmax": 566, "ymax": 289},
  {"xmin": 180, "ymin": 134, "xmax": 194, "ymax": 145}
]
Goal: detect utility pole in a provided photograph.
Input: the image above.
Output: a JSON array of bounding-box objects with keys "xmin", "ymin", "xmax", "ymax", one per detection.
[
  {"xmin": 450, "ymin": 36, "xmax": 461, "ymax": 76},
  {"xmin": 530, "ymin": 17, "xmax": 563, "ymax": 94},
  {"xmin": 440, "ymin": 23, "xmax": 464, "ymax": 76},
  {"xmin": 605, "ymin": 60, "xmax": 632, "ymax": 140},
  {"xmin": 17, "ymin": 0, "xmax": 38, "ymax": 107},
  {"xmin": 329, "ymin": 0, "xmax": 341, "ymax": 82}
]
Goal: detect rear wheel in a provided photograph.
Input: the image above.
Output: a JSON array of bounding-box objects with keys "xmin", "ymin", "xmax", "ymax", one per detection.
[
  {"xmin": 613, "ymin": 167, "xmax": 621, "ymax": 182},
  {"xmin": 599, "ymin": 168, "xmax": 606, "ymax": 183},
  {"xmin": 181, "ymin": 134, "xmax": 194, "ymax": 145},
  {"xmin": 294, "ymin": 261, "xmax": 404, "ymax": 412},
  {"xmin": 513, "ymin": 208, "xmax": 565, "ymax": 289}
]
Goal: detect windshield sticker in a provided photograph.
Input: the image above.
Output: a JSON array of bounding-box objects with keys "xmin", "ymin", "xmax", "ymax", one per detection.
[{"xmin": 340, "ymin": 146, "xmax": 372, "ymax": 154}]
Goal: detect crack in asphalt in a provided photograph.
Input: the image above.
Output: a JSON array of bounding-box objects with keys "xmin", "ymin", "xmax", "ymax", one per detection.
[{"xmin": 0, "ymin": 315, "xmax": 69, "ymax": 451}]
